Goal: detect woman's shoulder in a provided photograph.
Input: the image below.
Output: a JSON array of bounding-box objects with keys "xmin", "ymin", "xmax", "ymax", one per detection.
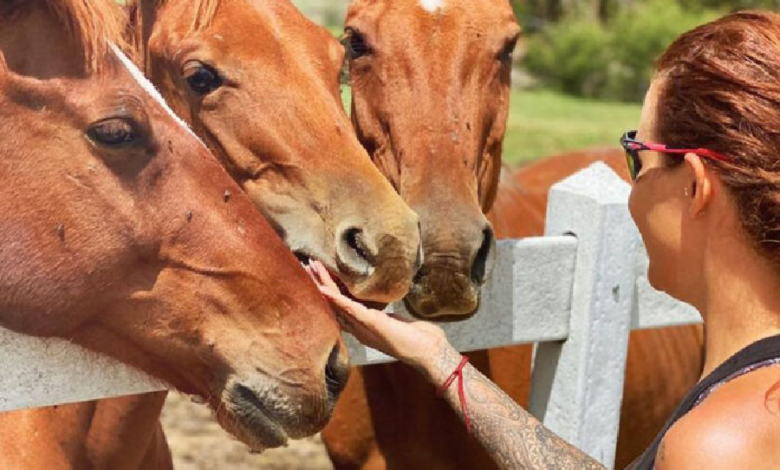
[{"xmin": 656, "ymin": 365, "xmax": 780, "ymax": 470}]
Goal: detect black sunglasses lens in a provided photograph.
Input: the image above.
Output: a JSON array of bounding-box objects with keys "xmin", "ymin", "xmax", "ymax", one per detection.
[
  {"xmin": 625, "ymin": 150, "xmax": 635, "ymax": 180},
  {"xmin": 621, "ymin": 131, "xmax": 641, "ymax": 180},
  {"xmin": 629, "ymin": 151, "xmax": 642, "ymax": 180}
]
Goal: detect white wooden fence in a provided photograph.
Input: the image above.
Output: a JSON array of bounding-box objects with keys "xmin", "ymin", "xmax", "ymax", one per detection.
[{"xmin": 0, "ymin": 163, "xmax": 701, "ymax": 469}]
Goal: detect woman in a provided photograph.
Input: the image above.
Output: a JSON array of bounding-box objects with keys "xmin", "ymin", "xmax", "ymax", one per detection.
[{"xmin": 308, "ymin": 11, "xmax": 780, "ymax": 469}]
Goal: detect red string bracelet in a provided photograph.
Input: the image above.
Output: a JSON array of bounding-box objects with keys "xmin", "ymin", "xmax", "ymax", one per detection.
[{"xmin": 437, "ymin": 355, "xmax": 471, "ymax": 434}]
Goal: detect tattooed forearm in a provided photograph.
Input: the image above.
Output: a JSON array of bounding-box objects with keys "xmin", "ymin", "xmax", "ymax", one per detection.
[{"xmin": 424, "ymin": 344, "xmax": 606, "ymax": 470}]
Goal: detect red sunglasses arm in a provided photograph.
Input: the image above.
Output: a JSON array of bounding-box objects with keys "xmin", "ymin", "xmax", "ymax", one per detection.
[{"xmin": 642, "ymin": 142, "xmax": 730, "ymax": 162}]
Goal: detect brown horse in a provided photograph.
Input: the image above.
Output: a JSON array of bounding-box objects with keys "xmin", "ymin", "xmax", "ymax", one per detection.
[
  {"xmin": 0, "ymin": 1, "xmax": 348, "ymax": 469},
  {"xmin": 322, "ymin": 1, "xmax": 704, "ymax": 469},
  {"xmin": 341, "ymin": 0, "xmax": 517, "ymax": 318},
  {"xmin": 133, "ymin": 0, "xmax": 422, "ymax": 303}
]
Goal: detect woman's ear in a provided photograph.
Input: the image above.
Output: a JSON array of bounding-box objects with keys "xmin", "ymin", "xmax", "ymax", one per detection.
[{"xmin": 684, "ymin": 153, "xmax": 712, "ymax": 217}]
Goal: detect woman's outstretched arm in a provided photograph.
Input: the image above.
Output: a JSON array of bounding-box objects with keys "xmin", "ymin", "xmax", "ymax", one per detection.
[
  {"xmin": 305, "ymin": 261, "xmax": 605, "ymax": 470},
  {"xmin": 427, "ymin": 341, "xmax": 604, "ymax": 470}
]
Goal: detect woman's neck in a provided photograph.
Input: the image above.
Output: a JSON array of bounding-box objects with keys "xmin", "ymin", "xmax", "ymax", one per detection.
[{"xmin": 698, "ymin": 240, "xmax": 780, "ymax": 377}]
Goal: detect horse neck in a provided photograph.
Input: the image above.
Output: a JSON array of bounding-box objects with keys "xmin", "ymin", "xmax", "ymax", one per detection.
[{"xmin": 86, "ymin": 391, "xmax": 169, "ymax": 464}]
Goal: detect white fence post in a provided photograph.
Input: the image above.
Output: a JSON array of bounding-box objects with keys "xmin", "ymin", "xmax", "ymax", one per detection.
[{"xmin": 528, "ymin": 163, "xmax": 637, "ymax": 468}]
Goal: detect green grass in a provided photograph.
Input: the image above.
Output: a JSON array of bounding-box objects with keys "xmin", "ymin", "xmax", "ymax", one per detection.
[
  {"xmin": 339, "ymin": 86, "xmax": 641, "ymax": 166},
  {"xmin": 504, "ymin": 89, "xmax": 641, "ymax": 165}
]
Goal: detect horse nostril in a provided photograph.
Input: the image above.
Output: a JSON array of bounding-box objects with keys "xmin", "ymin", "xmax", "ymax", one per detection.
[
  {"xmin": 470, "ymin": 225, "xmax": 495, "ymax": 285},
  {"xmin": 325, "ymin": 344, "xmax": 348, "ymax": 403},
  {"xmin": 343, "ymin": 227, "xmax": 373, "ymax": 264}
]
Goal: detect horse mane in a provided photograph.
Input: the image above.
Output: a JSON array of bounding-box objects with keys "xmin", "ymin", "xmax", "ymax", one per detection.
[
  {"xmin": 4, "ymin": 0, "xmax": 129, "ymax": 73},
  {"xmin": 130, "ymin": 0, "xmax": 220, "ymax": 32},
  {"xmin": 126, "ymin": 0, "xmax": 219, "ymax": 71},
  {"xmin": 43, "ymin": 0, "xmax": 129, "ymax": 72},
  {"xmin": 190, "ymin": 0, "xmax": 220, "ymax": 31}
]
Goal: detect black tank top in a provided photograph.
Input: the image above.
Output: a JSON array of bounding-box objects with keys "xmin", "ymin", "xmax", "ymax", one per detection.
[{"xmin": 630, "ymin": 333, "xmax": 780, "ymax": 470}]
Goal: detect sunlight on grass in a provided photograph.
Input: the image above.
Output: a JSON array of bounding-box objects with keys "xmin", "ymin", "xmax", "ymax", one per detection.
[{"xmin": 504, "ymin": 90, "xmax": 641, "ymax": 165}]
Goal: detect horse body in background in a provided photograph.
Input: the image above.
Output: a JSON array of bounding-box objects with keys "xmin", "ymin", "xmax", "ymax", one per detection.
[
  {"xmin": 322, "ymin": 1, "xmax": 704, "ymax": 468},
  {"xmin": 488, "ymin": 148, "xmax": 628, "ymax": 237},
  {"xmin": 0, "ymin": 1, "xmax": 348, "ymax": 469}
]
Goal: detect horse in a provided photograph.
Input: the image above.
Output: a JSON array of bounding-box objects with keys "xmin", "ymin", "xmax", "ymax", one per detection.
[
  {"xmin": 0, "ymin": 0, "xmax": 426, "ymax": 467},
  {"xmin": 0, "ymin": 1, "xmax": 349, "ymax": 468},
  {"xmin": 322, "ymin": 1, "xmax": 704, "ymax": 469},
  {"xmin": 132, "ymin": 0, "xmax": 422, "ymax": 304}
]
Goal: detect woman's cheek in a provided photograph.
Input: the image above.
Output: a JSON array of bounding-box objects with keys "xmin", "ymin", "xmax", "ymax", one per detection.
[
  {"xmin": 628, "ymin": 186, "xmax": 650, "ymax": 245},
  {"xmin": 628, "ymin": 187, "xmax": 640, "ymax": 226},
  {"xmin": 629, "ymin": 185, "xmax": 668, "ymax": 292}
]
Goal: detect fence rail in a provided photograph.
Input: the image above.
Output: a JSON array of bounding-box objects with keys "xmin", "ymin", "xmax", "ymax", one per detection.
[{"xmin": 0, "ymin": 163, "xmax": 701, "ymax": 468}]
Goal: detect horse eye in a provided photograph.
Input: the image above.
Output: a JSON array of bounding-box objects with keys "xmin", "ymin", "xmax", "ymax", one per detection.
[
  {"xmin": 499, "ymin": 38, "xmax": 518, "ymax": 63},
  {"xmin": 183, "ymin": 61, "xmax": 223, "ymax": 95},
  {"xmin": 343, "ymin": 29, "xmax": 371, "ymax": 60},
  {"xmin": 87, "ymin": 118, "xmax": 140, "ymax": 147}
]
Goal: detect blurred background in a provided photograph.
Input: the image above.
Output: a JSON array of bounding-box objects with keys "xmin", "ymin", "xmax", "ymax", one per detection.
[{"xmin": 293, "ymin": 0, "xmax": 780, "ymax": 165}]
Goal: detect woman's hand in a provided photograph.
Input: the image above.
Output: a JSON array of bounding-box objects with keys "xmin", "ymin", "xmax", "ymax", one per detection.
[
  {"xmin": 305, "ymin": 260, "xmax": 449, "ymax": 372},
  {"xmin": 306, "ymin": 264, "xmax": 605, "ymax": 470}
]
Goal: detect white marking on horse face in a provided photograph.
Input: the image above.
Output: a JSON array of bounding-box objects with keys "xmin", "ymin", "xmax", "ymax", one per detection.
[
  {"xmin": 420, "ymin": 0, "xmax": 445, "ymax": 13},
  {"xmin": 110, "ymin": 44, "xmax": 199, "ymax": 140}
]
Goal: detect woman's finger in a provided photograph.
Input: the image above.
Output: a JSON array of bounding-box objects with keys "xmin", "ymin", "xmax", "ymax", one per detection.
[
  {"xmin": 311, "ymin": 261, "xmax": 338, "ymax": 290},
  {"xmin": 318, "ymin": 286, "xmax": 391, "ymax": 331},
  {"xmin": 304, "ymin": 263, "xmax": 324, "ymax": 288},
  {"xmin": 387, "ymin": 313, "xmax": 414, "ymax": 323},
  {"xmin": 303, "ymin": 263, "xmax": 314, "ymax": 281},
  {"xmin": 316, "ymin": 282, "xmax": 355, "ymax": 305},
  {"xmin": 318, "ymin": 285, "xmax": 365, "ymax": 314},
  {"xmin": 308, "ymin": 262, "xmax": 324, "ymax": 284}
]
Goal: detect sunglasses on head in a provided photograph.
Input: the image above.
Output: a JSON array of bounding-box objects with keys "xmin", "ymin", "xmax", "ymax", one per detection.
[{"xmin": 619, "ymin": 130, "xmax": 731, "ymax": 181}]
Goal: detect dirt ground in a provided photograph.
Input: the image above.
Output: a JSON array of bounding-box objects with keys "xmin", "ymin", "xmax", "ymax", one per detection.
[{"xmin": 161, "ymin": 393, "xmax": 334, "ymax": 470}]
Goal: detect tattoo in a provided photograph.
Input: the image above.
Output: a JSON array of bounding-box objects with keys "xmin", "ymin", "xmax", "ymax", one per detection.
[{"xmin": 428, "ymin": 345, "xmax": 605, "ymax": 470}]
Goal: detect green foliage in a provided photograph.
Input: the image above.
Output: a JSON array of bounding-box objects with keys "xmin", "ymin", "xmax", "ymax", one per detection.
[
  {"xmin": 523, "ymin": 0, "xmax": 721, "ymax": 101},
  {"xmin": 608, "ymin": 0, "xmax": 720, "ymax": 100},
  {"xmin": 524, "ymin": 19, "xmax": 612, "ymax": 97},
  {"xmin": 513, "ymin": 0, "xmax": 563, "ymax": 26}
]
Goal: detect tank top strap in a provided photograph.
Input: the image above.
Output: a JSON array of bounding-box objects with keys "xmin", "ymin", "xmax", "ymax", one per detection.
[{"xmin": 629, "ymin": 333, "xmax": 780, "ymax": 470}]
